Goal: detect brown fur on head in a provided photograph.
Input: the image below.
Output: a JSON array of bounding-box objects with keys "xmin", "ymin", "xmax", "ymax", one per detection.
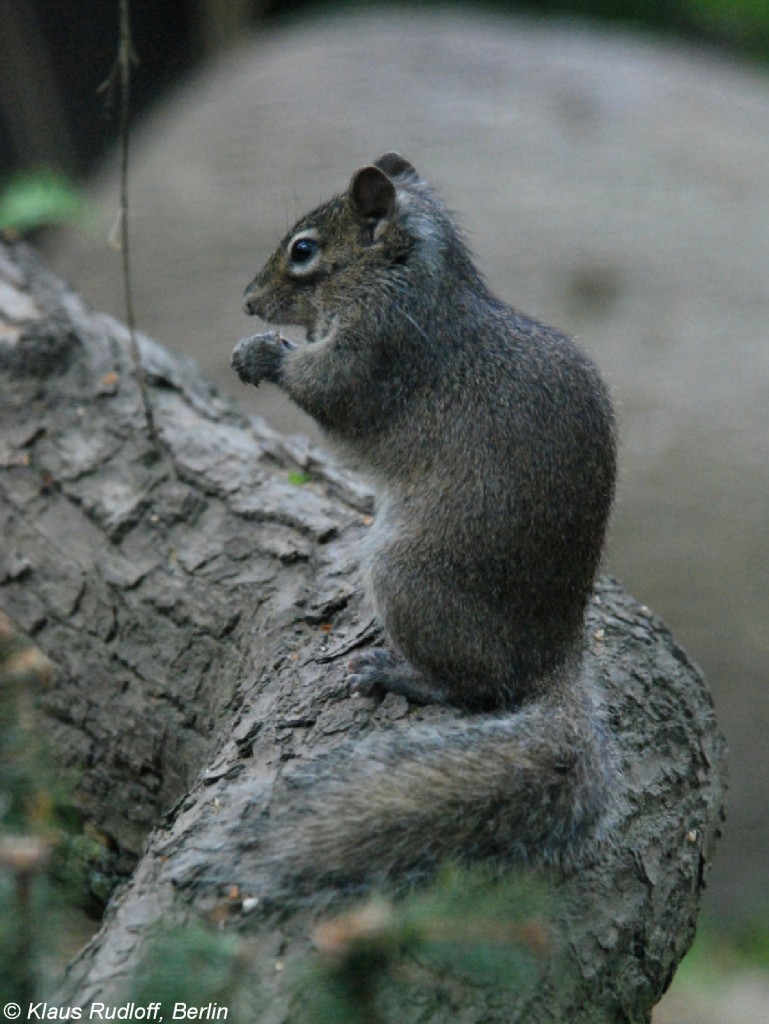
[{"xmin": 242, "ymin": 154, "xmax": 474, "ymax": 342}]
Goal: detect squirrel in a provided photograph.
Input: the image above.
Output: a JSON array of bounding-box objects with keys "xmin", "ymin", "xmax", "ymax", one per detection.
[{"xmin": 231, "ymin": 153, "xmax": 617, "ymax": 893}]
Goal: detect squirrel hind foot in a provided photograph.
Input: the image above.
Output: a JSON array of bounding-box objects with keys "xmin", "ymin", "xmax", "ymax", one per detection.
[
  {"xmin": 348, "ymin": 649, "xmax": 450, "ymax": 706},
  {"xmin": 348, "ymin": 649, "xmax": 520, "ymax": 712}
]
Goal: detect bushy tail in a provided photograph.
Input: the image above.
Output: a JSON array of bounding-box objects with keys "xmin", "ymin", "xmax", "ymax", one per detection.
[{"xmin": 262, "ymin": 672, "xmax": 614, "ymax": 896}]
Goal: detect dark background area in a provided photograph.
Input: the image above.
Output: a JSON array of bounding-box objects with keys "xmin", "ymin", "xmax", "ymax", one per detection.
[{"xmin": 0, "ymin": 0, "xmax": 199, "ymax": 179}]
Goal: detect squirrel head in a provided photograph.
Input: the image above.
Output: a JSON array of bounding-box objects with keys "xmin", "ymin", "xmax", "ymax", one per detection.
[{"xmin": 243, "ymin": 154, "xmax": 471, "ymax": 341}]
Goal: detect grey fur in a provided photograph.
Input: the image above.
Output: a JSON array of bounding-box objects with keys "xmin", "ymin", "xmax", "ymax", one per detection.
[{"xmin": 233, "ymin": 154, "xmax": 617, "ymax": 888}]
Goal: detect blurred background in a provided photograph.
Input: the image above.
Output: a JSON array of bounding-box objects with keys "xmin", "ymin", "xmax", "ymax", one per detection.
[{"xmin": 2, "ymin": 1, "xmax": 768, "ymax": 1020}]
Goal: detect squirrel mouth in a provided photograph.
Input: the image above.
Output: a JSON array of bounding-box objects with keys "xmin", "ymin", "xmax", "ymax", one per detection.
[{"xmin": 274, "ymin": 324, "xmax": 316, "ymax": 344}]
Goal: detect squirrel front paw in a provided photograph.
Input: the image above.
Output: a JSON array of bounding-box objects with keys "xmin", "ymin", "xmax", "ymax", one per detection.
[{"xmin": 231, "ymin": 332, "xmax": 294, "ymax": 387}]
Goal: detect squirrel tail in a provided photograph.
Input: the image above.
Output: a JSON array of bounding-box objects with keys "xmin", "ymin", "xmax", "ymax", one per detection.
[{"xmin": 261, "ymin": 667, "xmax": 614, "ymax": 896}]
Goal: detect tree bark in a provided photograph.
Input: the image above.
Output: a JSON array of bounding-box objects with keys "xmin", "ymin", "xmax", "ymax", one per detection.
[{"xmin": 0, "ymin": 240, "xmax": 726, "ymax": 1022}]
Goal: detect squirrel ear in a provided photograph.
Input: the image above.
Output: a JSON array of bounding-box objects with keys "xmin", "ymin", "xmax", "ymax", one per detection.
[
  {"xmin": 349, "ymin": 165, "xmax": 397, "ymax": 220},
  {"xmin": 373, "ymin": 152, "xmax": 420, "ymax": 184}
]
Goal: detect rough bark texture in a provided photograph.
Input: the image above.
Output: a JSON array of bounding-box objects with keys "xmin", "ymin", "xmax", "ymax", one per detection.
[{"xmin": 0, "ymin": 241, "xmax": 726, "ymax": 1022}]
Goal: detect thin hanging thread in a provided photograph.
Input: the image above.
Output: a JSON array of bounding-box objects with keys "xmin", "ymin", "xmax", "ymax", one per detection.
[{"xmin": 101, "ymin": 0, "xmax": 158, "ymax": 444}]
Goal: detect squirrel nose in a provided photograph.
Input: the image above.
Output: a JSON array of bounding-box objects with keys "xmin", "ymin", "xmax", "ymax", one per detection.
[{"xmin": 243, "ymin": 280, "xmax": 264, "ymax": 316}]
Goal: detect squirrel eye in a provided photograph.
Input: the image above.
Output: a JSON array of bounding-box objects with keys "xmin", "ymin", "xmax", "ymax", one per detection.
[{"xmin": 289, "ymin": 237, "xmax": 319, "ymax": 264}]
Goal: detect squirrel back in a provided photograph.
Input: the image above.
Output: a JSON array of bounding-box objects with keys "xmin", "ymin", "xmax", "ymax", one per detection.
[{"xmin": 232, "ymin": 154, "xmax": 617, "ymax": 889}]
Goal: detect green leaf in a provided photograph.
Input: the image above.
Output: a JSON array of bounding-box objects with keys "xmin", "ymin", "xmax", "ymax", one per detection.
[
  {"xmin": 0, "ymin": 172, "xmax": 84, "ymax": 233},
  {"xmin": 288, "ymin": 471, "xmax": 311, "ymax": 486}
]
